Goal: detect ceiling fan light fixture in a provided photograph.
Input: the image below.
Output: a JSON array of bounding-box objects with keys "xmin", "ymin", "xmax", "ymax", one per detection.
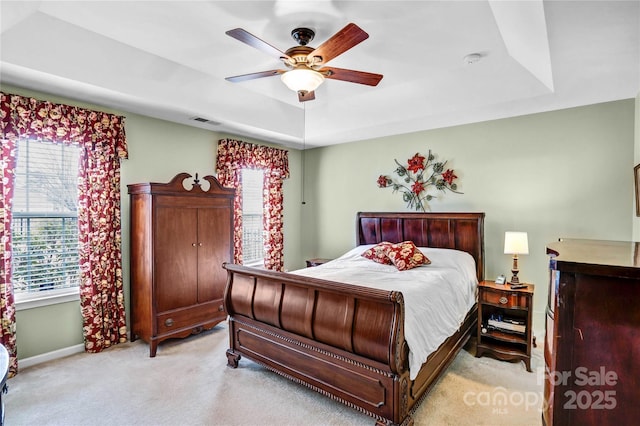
[{"xmin": 281, "ymin": 67, "xmax": 325, "ymax": 93}]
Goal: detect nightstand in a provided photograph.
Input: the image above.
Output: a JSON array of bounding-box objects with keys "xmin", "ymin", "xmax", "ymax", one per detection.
[
  {"xmin": 305, "ymin": 258, "xmax": 332, "ymax": 267},
  {"xmin": 476, "ymin": 280, "xmax": 535, "ymax": 372}
]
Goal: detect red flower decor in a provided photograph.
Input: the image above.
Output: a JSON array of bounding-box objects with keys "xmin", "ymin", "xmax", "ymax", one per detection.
[
  {"xmin": 377, "ymin": 175, "xmax": 391, "ymax": 188},
  {"xmin": 442, "ymin": 169, "xmax": 457, "ymax": 184},
  {"xmin": 377, "ymin": 150, "xmax": 462, "ymax": 211},
  {"xmin": 411, "ymin": 181, "xmax": 424, "ymax": 195},
  {"xmin": 407, "ymin": 153, "xmax": 426, "ymax": 173}
]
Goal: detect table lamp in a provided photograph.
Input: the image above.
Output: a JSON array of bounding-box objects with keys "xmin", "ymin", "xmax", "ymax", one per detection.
[{"xmin": 504, "ymin": 231, "xmax": 529, "ymax": 284}]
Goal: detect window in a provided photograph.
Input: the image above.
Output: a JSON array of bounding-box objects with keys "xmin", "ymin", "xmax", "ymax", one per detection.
[
  {"xmin": 11, "ymin": 140, "xmax": 81, "ymax": 302},
  {"xmin": 241, "ymin": 168, "xmax": 264, "ymax": 267}
]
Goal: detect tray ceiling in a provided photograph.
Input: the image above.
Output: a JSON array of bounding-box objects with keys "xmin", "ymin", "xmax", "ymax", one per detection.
[{"xmin": 1, "ymin": 1, "xmax": 638, "ymax": 149}]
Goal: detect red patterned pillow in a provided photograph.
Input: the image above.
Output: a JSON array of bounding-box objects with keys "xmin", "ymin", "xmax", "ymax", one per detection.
[
  {"xmin": 361, "ymin": 242, "xmax": 394, "ymax": 264},
  {"xmin": 385, "ymin": 241, "xmax": 431, "ymax": 271}
]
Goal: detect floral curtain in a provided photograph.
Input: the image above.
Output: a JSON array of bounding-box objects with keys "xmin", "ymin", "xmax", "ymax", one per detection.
[
  {"xmin": 1, "ymin": 92, "xmax": 128, "ymax": 371},
  {"xmin": 0, "ymin": 138, "xmax": 18, "ymax": 376},
  {"xmin": 216, "ymin": 138, "xmax": 289, "ymax": 271}
]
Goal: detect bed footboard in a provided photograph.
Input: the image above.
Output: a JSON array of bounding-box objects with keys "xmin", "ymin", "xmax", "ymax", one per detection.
[{"xmin": 223, "ymin": 263, "xmax": 412, "ymax": 424}]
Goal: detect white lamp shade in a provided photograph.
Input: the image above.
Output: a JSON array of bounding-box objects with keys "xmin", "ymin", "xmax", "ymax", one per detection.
[
  {"xmin": 281, "ymin": 68, "xmax": 325, "ymax": 93},
  {"xmin": 504, "ymin": 231, "xmax": 529, "ymax": 255}
]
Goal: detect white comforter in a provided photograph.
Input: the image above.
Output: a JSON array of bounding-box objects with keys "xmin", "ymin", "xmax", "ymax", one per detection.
[{"xmin": 291, "ymin": 245, "xmax": 478, "ymax": 380}]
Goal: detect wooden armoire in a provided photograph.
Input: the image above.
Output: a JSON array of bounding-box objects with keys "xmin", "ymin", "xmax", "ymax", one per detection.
[{"xmin": 128, "ymin": 173, "xmax": 234, "ymax": 357}]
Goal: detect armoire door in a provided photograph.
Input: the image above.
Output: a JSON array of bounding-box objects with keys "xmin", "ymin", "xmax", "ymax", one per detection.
[
  {"xmin": 196, "ymin": 207, "xmax": 232, "ymax": 303},
  {"xmin": 155, "ymin": 206, "xmax": 198, "ymax": 312}
]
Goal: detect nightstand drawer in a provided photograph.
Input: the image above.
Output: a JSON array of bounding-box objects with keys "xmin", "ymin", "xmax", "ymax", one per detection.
[{"xmin": 480, "ymin": 289, "xmax": 530, "ymax": 309}]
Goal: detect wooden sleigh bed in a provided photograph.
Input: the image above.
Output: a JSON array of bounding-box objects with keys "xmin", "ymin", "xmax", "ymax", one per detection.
[{"xmin": 223, "ymin": 212, "xmax": 485, "ymax": 425}]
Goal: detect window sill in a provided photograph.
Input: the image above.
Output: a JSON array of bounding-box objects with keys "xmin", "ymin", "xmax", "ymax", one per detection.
[
  {"xmin": 244, "ymin": 260, "xmax": 265, "ymax": 268},
  {"xmin": 15, "ymin": 288, "xmax": 80, "ymax": 311}
]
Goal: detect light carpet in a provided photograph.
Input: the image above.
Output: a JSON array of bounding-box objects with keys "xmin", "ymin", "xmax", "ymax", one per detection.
[{"xmin": 6, "ymin": 323, "xmax": 544, "ymax": 425}]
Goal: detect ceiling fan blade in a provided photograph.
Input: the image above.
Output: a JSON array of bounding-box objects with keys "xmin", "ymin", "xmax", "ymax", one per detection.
[
  {"xmin": 225, "ymin": 69, "xmax": 284, "ymax": 83},
  {"xmin": 321, "ymin": 67, "xmax": 383, "ymax": 86},
  {"xmin": 226, "ymin": 28, "xmax": 292, "ymax": 62},
  {"xmin": 298, "ymin": 91, "xmax": 315, "ymax": 102},
  {"xmin": 307, "ymin": 23, "xmax": 369, "ymax": 65}
]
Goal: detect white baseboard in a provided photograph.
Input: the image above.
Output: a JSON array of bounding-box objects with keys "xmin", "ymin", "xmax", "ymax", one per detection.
[{"xmin": 19, "ymin": 343, "xmax": 85, "ymax": 370}]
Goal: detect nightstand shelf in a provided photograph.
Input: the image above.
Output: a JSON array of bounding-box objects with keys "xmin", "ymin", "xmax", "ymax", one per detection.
[
  {"xmin": 476, "ymin": 280, "xmax": 535, "ymax": 372},
  {"xmin": 483, "ymin": 328, "xmax": 526, "ymax": 345}
]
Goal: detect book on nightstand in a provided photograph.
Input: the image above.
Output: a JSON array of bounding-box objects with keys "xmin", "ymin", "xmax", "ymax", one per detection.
[{"xmin": 486, "ymin": 316, "xmax": 526, "ymax": 334}]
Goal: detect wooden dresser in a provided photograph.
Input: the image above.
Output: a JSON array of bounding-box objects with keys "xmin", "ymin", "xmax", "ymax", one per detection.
[
  {"xmin": 544, "ymin": 239, "xmax": 640, "ymax": 425},
  {"xmin": 128, "ymin": 173, "xmax": 234, "ymax": 356}
]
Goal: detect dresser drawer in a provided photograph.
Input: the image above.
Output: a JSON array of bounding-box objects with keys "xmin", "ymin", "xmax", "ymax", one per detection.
[
  {"xmin": 480, "ymin": 289, "xmax": 530, "ymax": 309},
  {"xmin": 157, "ymin": 300, "xmax": 224, "ymax": 335}
]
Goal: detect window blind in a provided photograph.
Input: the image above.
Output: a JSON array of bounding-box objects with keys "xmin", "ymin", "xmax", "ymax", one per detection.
[
  {"xmin": 11, "ymin": 140, "xmax": 81, "ymax": 294},
  {"xmin": 241, "ymin": 168, "xmax": 264, "ymax": 266}
]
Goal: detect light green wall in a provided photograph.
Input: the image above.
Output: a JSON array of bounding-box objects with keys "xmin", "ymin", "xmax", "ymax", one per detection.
[
  {"xmin": 15, "ymin": 301, "xmax": 85, "ymax": 356},
  {"xmin": 633, "ymin": 92, "xmax": 640, "ymax": 240},
  {"xmin": 3, "ymin": 84, "xmax": 303, "ymax": 360},
  {"xmin": 5, "ymin": 82, "xmax": 636, "ymax": 360},
  {"xmin": 301, "ymin": 99, "xmax": 636, "ymax": 335}
]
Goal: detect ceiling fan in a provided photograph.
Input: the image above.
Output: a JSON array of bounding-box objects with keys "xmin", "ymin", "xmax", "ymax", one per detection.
[{"xmin": 225, "ymin": 23, "xmax": 383, "ymax": 102}]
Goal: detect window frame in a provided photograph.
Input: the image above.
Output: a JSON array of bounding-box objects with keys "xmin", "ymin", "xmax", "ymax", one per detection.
[
  {"xmin": 11, "ymin": 139, "xmax": 81, "ymax": 308},
  {"xmin": 15, "ymin": 287, "xmax": 80, "ymax": 311},
  {"xmin": 241, "ymin": 168, "xmax": 265, "ymax": 268}
]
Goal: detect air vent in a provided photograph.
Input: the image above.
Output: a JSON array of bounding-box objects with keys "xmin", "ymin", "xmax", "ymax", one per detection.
[{"xmin": 191, "ymin": 117, "xmax": 221, "ymax": 126}]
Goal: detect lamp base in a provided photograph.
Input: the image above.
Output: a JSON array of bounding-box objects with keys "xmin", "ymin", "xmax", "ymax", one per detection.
[{"xmin": 509, "ymin": 254, "xmax": 520, "ymax": 284}]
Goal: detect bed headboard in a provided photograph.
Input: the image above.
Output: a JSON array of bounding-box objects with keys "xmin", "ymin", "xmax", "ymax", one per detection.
[{"xmin": 356, "ymin": 212, "xmax": 485, "ymax": 281}]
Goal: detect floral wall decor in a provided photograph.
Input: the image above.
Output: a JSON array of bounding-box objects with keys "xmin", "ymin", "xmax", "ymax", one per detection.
[{"xmin": 377, "ymin": 150, "xmax": 462, "ymax": 211}]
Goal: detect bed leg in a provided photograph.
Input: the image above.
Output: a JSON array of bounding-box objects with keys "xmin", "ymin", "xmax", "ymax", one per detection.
[
  {"xmin": 374, "ymin": 414, "xmax": 413, "ymax": 426},
  {"xmin": 226, "ymin": 349, "xmax": 241, "ymax": 368}
]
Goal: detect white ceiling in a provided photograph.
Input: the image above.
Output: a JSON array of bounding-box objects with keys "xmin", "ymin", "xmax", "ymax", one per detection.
[{"xmin": 1, "ymin": 1, "xmax": 638, "ymax": 150}]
